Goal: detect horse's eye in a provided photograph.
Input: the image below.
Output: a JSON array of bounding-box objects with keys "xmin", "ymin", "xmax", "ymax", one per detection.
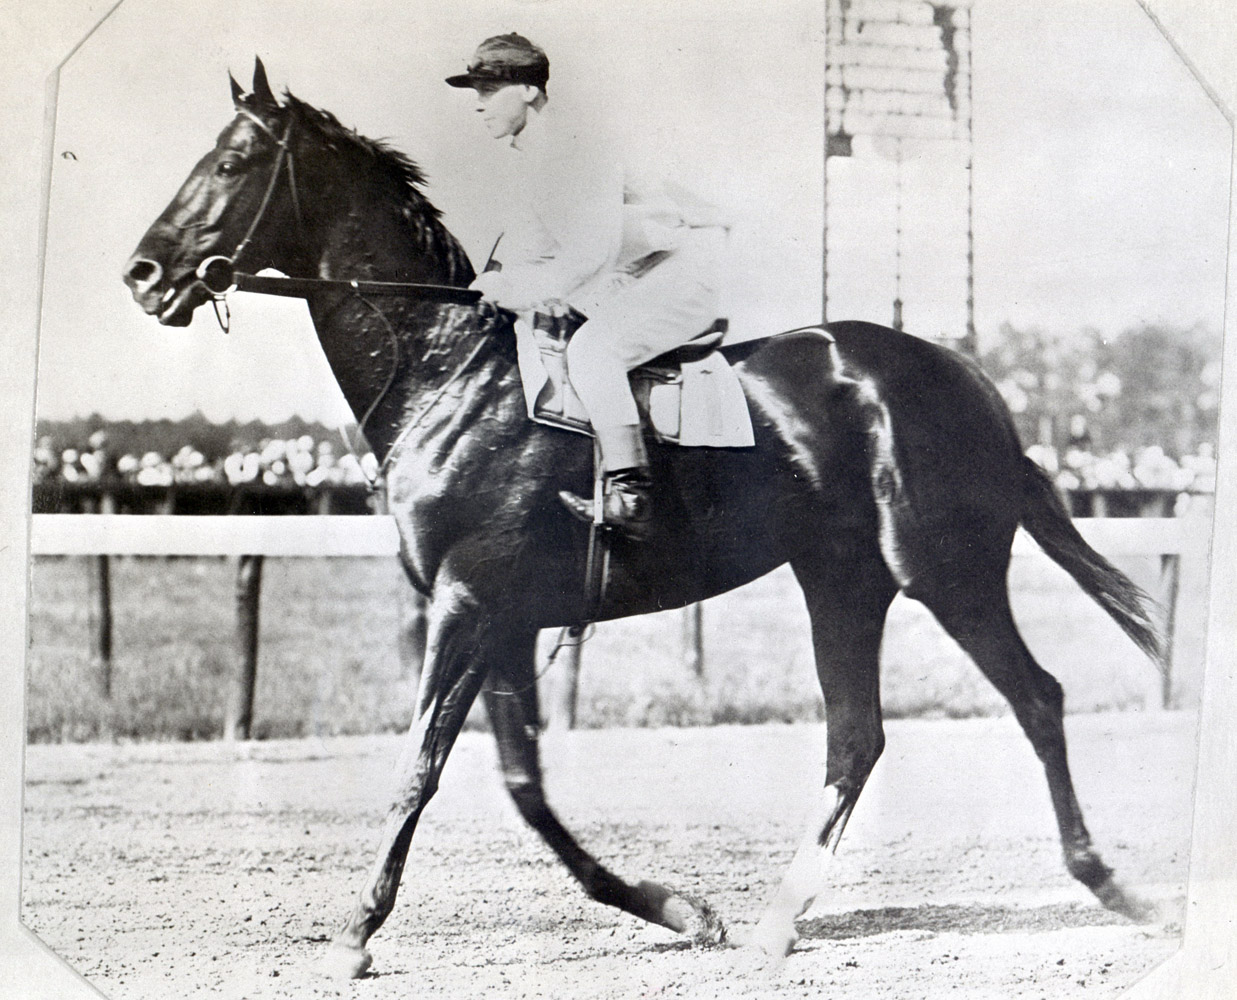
[{"xmin": 216, "ymin": 160, "xmax": 241, "ymax": 178}]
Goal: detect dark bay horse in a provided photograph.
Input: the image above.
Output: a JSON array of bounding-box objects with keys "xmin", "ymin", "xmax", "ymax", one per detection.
[{"xmin": 123, "ymin": 61, "xmax": 1162, "ymax": 978}]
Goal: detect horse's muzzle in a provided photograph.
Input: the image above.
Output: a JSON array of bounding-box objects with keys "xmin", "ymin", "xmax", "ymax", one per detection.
[
  {"xmin": 122, "ymin": 253, "xmax": 164, "ymax": 305},
  {"xmin": 123, "ymin": 253, "xmax": 207, "ymax": 326}
]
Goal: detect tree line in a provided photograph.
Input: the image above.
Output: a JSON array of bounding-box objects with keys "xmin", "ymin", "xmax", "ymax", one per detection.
[{"xmin": 979, "ymin": 321, "xmax": 1220, "ymax": 456}]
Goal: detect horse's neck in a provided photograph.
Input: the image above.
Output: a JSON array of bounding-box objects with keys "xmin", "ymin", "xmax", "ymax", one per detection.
[
  {"xmin": 316, "ymin": 192, "xmax": 460, "ymax": 286},
  {"xmin": 296, "ymin": 167, "xmax": 499, "ymax": 460},
  {"xmin": 306, "ymin": 291, "xmax": 505, "ymax": 460},
  {"xmin": 304, "ymin": 211, "xmax": 507, "ymax": 461}
]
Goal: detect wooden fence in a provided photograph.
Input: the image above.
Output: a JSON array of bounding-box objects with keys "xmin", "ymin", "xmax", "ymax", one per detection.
[
  {"xmin": 30, "ymin": 512, "xmax": 1205, "ymax": 735},
  {"xmin": 31, "ymin": 479, "xmax": 1190, "ymax": 519}
]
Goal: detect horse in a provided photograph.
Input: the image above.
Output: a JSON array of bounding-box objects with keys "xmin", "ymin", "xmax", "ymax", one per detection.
[{"xmin": 123, "ymin": 60, "xmax": 1162, "ymax": 979}]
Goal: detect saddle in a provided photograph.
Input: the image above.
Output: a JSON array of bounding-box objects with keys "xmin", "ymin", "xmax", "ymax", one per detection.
[{"xmin": 513, "ymin": 312, "xmax": 756, "ymax": 448}]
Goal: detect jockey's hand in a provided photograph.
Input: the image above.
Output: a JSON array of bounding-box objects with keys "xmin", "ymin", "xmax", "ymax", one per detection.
[
  {"xmin": 470, "ymin": 270, "xmax": 511, "ymax": 308},
  {"xmin": 470, "ymin": 270, "xmax": 551, "ymax": 315}
]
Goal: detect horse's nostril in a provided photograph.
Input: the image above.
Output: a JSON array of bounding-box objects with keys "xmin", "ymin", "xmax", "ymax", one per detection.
[{"xmin": 124, "ymin": 257, "xmax": 162, "ymax": 289}]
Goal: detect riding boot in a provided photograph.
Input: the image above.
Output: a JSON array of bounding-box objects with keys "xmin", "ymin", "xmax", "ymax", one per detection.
[
  {"xmin": 558, "ymin": 424, "xmax": 653, "ymax": 541},
  {"xmin": 560, "ymin": 467, "xmax": 654, "ymax": 541}
]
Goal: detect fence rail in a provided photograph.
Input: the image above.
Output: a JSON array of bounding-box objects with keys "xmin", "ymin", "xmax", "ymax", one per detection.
[
  {"xmin": 29, "ymin": 512, "xmax": 1200, "ymax": 558},
  {"xmin": 32, "ymin": 513, "xmax": 401, "ymax": 556},
  {"xmin": 29, "ymin": 513, "xmax": 1207, "ymax": 734},
  {"xmin": 31, "ymin": 480, "xmax": 1197, "ymax": 519}
]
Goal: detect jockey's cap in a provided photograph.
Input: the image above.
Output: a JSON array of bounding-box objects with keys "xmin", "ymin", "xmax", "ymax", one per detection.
[{"xmin": 445, "ymin": 34, "xmax": 550, "ymax": 91}]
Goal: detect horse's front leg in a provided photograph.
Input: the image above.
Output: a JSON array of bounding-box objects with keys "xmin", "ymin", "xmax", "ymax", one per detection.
[
  {"xmin": 483, "ymin": 647, "xmax": 726, "ymax": 944},
  {"xmin": 319, "ymin": 580, "xmax": 495, "ymax": 979}
]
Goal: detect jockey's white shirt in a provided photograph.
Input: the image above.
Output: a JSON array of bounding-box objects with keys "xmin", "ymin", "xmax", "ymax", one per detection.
[
  {"xmin": 489, "ymin": 106, "xmax": 622, "ymax": 312},
  {"xmin": 489, "ymin": 105, "xmax": 726, "ymax": 315}
]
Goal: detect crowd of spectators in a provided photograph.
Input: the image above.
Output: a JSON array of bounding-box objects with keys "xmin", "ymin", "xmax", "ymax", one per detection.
[
  {"xmin": 32, "ymin": 429, "xmax": 1217, "ymax": 497},
  {"xmin": 33, "ymin": 430, "xmax": 379, "ymax": 491},
  {"xmin": 1024, "ymin": 442, "xmax": 1216, "ymax": 493}
]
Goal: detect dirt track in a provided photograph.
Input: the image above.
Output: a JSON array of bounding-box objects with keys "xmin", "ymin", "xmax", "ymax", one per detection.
[{"xmin": 22, "ymin": 712, "xmax": 1195, "ymax": 999}]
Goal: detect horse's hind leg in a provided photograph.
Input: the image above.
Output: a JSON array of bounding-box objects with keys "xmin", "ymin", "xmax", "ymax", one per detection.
[
  {"xmin": 911, "ymin": 555, "xmax": 1155, "ymax": 922},
  {"xmin": 482, "ymin": 645, "xmax": 725, "ymax": 944},
  {"xmin": 748, "ymin": 541, "xmax": 898, "ymax": 957}
]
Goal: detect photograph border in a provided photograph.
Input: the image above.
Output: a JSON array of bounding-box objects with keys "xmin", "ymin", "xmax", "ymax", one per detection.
[{"xmin": 2, "ymin": 1, "xmax": 1234, "ymax": 997}]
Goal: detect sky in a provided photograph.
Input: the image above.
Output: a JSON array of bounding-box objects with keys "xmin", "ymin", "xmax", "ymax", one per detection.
[{"xmin": 32, "ymin": 0, "xmax": 1232, "ymax": 425}]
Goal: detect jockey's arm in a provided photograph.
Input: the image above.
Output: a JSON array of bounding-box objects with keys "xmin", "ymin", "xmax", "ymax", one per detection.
[{"xmin": 473, "ymin": 146, "xmax": 624, "ymax": 313}]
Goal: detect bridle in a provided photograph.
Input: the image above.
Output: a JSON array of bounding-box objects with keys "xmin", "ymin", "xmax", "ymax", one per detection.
[
  {"xmin": 194, "ymin": 108, "xmax": 483, "ymax": 316},
  {"xmin": 195, "ymin": 110, "xmax": 302, "ymax": 332},
  {"xmin": 191, "ymin": 107, "xmax": 491, "ymax": 486}
]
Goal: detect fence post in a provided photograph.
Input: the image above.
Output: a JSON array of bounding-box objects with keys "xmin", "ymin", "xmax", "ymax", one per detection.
[
  {"xmin": 88, "ymin": 491, "xmax": 115, "ymax": 698},
  {"xmin": 224, "ymin": 553, "xmax": 264, "ymax": 740},
  {"xmin": 90, "ymin": 553, "xmax": 114, "ymax": 697},
  {"xmin": 544, "ymin": 638, "xmax": 582, "ymax": 730},
  {"xmin": 683, "ymin": 603, "xmax": 705, "ymax": 676},
  {"xmin": 1158, "ymin": 552, "xmax": 1181, "ymax": 709}
]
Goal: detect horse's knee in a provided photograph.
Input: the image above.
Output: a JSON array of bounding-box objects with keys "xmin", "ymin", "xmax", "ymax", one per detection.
[{"xmin": 1032, "ymin": 671, "xmax": 1064, "ymax": 713}]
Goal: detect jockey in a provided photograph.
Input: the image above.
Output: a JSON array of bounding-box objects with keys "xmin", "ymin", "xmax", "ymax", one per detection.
[{"xmin": 447, "ymin": 33, "xmax": 728, "ymax": 541}]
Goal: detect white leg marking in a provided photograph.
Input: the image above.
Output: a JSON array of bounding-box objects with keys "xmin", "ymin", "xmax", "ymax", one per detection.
[{"xmin": 747, "ymin": 787, "xmax": 843, "ymax": 958}]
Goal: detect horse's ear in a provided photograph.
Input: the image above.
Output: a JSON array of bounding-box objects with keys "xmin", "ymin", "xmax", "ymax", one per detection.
[
  {"xmin": 252, "ymin": 57, "xmax": 277, "ymax": 108},
  {"xmin": 229, "ymin": 71, "xmax": 246, "ymax": 107}
]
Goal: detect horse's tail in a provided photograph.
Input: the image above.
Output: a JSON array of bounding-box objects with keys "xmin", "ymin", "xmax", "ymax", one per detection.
[{"xmin": 1018, "ymin": 455, "xmax": 1166, "ymax": 670}]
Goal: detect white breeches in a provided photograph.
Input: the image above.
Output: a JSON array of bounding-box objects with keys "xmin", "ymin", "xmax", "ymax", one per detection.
[{"xmin": 565, "ymin": 228, "xmax": 724, "ymax": 429}]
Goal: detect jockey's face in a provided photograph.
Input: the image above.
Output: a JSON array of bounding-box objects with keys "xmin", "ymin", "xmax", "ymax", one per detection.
[{"xmin": 473, "ymin": 82, "xmax": 538, "ymax": 139}]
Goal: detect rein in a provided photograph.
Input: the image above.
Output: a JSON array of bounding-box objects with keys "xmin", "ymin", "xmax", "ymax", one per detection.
[
  {"xmin": 200, "ymin": 260, "xmax": 498, "ymax": 489},
  {"xmin": 220, "ymin": 271, "xmax": 481, "ymax": 305}
]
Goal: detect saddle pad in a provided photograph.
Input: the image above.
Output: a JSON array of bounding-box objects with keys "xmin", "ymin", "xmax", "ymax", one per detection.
[{"xmin": 513, "ymin": 320, "xmax": 755, "ymax": 448}]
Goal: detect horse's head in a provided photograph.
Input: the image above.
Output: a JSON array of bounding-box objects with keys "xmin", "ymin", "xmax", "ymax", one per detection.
[{"xmin": 123, "ymin": 58, "xmax": 302, "ymax": 326}]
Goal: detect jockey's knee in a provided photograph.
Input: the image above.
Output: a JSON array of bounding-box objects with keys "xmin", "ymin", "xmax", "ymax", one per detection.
[
  {"xmin": 564, "ymin": 324, "xmax": 631, "ymax": 411},
  {"xmin": 564, "ymin": 319, "xmax": 619, "ymax": 368}
]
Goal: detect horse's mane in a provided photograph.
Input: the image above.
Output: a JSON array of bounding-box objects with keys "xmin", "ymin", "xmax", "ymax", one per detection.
[
  {"xmin": 280, "ymin": 91, "xmax": 474, "ymax": 282},
  {"xmin": 285, "ymin": 91, "xmax": 437, "ymax": 216}
]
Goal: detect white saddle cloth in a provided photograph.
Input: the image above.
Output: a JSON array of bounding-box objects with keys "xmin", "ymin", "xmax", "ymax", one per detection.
[{"xmin": 513, "ymin": 319, "xmax": 755, "ymax": 448}]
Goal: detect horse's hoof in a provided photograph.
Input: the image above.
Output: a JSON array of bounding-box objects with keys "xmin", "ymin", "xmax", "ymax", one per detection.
[
  {"xmin": 737, "ymin": 918, "xmax": 798, "ymax": 959},
  {"xmin": 317, "ymin": 941, "xmax": 373, "ymax": 979},
  {"xmin": 1093, "ymin": 878, "xmax": 1158, "ymax": 924},
  {"xmin": 668, "ymin": 893, "xmax": 727, "ymax": 946},
  {"xmin": 636, "ymin": 880, "xmax": 727, "ymax": 946}
]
